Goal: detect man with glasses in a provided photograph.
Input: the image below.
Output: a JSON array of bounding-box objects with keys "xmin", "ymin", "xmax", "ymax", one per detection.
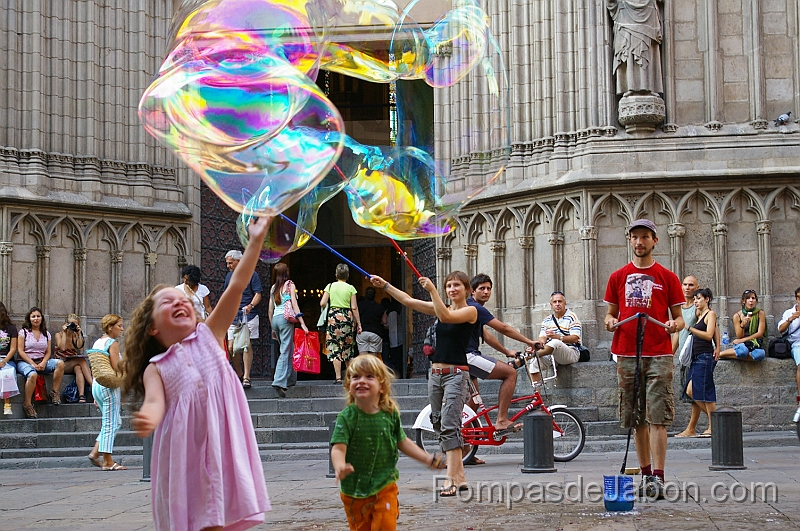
[
  {"xmin": 526, "ymin": 291, "xmax": 582, "ymax": 382},
  {"xmin": 777, "ymin": 287, "xmax": 800, "ymax": 404}
]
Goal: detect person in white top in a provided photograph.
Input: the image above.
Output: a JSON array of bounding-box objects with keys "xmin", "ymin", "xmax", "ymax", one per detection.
[
  {"xmin": 175, "ymin": 265, "xmax": 212, "ymax": 322},
  {"xmin": 777, "ymin": 287, "xmax": 800, "ymax": 404},
  {"xmin": 526, "ymin": 292, "xmax": 581, "ymax": 381}
]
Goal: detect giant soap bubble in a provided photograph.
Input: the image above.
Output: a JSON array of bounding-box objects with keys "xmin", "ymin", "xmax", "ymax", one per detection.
[{"xmin": 140, "ymin": 0, "xmax": 510, "ymax": 260}]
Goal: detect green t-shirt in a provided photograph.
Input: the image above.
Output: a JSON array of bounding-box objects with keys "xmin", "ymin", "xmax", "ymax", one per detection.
[
  {"xmin": 326, "ymin": 281, "xmax": 357, "ymax": 309},
  {"xmin": 330, "ymin": 404, "xmax": 406, "ymax": 498}
]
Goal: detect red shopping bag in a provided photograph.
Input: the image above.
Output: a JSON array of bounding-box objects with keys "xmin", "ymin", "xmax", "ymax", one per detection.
[
  {"xmin": 293, "ymin": 329, "xmax": 321, "ymax": 374},
  {"xmin": 34, "ymin": 376, "xmax": 48, "ymax": 402}
]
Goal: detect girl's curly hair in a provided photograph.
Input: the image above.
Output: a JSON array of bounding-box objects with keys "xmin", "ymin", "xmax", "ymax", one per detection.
[
  {"xmin": 342, "ymin": 354, "xmax": 398, "ymax": 414},
  {"xmin": 122, "ymin": 284, "xmax": 169, "ymax": 404}
]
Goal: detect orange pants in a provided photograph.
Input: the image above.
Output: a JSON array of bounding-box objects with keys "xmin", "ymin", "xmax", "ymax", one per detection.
[{"xmin": 340, "ymin": 482, "xmax": 399, "ymax": 531}]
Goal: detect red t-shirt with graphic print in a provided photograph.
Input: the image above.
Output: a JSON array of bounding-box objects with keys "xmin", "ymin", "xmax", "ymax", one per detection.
[{"xmin": 604, "ymin": 261, "xmax": 684, "ymax": 357}]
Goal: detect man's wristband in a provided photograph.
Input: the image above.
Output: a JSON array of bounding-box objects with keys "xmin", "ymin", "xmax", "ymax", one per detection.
[{"xmin": 384, "ymin": 282, "xmax": 391, "ymax": 290}]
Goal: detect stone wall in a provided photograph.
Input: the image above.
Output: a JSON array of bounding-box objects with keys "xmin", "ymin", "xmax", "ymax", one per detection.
[
  {"xmin": 434, "ymin": 0, "xmax": 800, "ymax": 352},
  {"xmin": 0, "ymin": 1, "xmax": 196, "ymax": 333}
]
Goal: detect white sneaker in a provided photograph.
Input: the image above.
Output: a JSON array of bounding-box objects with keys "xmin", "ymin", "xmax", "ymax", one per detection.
[{"xmin": 3, "ymin": 403, "xmax": 11, "ymax": 415}]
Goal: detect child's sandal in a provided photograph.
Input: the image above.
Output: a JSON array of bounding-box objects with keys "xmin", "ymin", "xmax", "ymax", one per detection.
[{"xmin": 78, "ymin": 395, "xmax": 86, "ymax": 403}]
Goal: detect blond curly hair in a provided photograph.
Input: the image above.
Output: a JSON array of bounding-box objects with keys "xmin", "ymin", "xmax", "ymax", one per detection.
[{"xmin": 343, "ymin": 355, "xmax": 398, "ymax": 414}]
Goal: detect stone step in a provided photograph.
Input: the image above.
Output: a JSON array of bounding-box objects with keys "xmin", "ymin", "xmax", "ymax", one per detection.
[{"xmin": 1, "ymin": 431, "xmax": 795, "ymax": 469}]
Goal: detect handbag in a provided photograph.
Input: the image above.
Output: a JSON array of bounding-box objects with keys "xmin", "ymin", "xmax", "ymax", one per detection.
[
  {"xmin": 768, "ymin": 334, "xmax": 792, "ymax": 359},
  {"xmin": 232, "ymin": 310, "xmax": 251, "ymax": 357},
  {"xmin": 0, "ymin": 366, "xmax": 19, "ymax": 399},
  {"xmin": 552, "ymin": 315, "xmax": 591, "ymax": 362},
  {"xmin": 281, "ymin": 281, "xmax": 301, "ymax": 324},
  {"xmin": 317, "ymin": 283, "xmax": 331, "ymax": 328},
  {"xmin": 678, "ymin": 334, "xmax": 694, "ymax": 367},
  {"xmin": 87, "ymin": 338, "xmax": 124, "ymax": 388},
  {"xmin": 293, "ymin": 328, "xmax": 321, "ymax": 374},
  {"xmin": 62, "ymin": 380, "xmax": 79, "ymax": 403}
]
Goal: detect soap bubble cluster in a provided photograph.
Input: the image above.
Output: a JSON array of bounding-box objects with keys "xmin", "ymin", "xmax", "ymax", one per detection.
[{"xmin": 140, "ymin": 0, "xmax": 509, "ymax": 261}]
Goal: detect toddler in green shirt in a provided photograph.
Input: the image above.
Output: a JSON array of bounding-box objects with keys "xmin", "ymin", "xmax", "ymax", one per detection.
[{"xmin": 331, "ymin": 355, "xmax": 444, "ymax": 531}]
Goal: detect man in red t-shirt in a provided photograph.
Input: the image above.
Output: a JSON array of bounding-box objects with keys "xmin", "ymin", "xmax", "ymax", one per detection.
[{"xmin": 604, "ymin": 219, "xmax": 684, "ymax": 500}]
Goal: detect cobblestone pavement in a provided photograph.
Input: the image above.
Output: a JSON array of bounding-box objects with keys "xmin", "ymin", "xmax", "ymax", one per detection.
[{"xmin": 1, "ymin": 444, "xmax": 799, "ymax": 530}]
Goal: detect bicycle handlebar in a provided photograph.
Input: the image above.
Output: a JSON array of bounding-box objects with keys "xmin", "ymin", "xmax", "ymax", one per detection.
[{"xmin": 611, "ymin": 312, "xmax": 670, "ymax": 330}]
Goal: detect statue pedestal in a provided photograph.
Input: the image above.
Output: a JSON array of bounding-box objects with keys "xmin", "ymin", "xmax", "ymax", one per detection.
[{"xmin": 618, "ymin": 94, "xmax": 665, "ymax": 135}]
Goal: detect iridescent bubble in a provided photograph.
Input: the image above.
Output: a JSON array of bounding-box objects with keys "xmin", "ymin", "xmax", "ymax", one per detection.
[{"xmin": 144, "ymin": 0, "xmax": 510, "ymax": 253}]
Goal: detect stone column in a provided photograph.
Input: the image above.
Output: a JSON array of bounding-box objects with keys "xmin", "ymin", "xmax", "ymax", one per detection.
[
  {"xmin": 436, "ymin": 247, "xmax": 452, "ymax": 282},
  {"xmin": 712, "ymin": 223, "xmax": 729, "ymax": 327},
  {"xmin": 579, "ymin": 226, "xmax": 598, "ymax": 300},
  {"xmin": 36, "ymin": 246, "xmax": 51, "ymax": 314},
  {"xmin": 110, "ymin": 250, "xmax": 124, "ymax": 315},
  {"xmin": 518, "ymin": 237, "xmax": 535, "ymax": 337},
  {"xmin": 667, "ymin": 223, "xmax": 686, "ymax": 280},
  {"xmin": 464, "ymin": 244, "xmax": 478, "ymax": 279},
  {"xmin": 756, "ymin": 220, "xmax": 773, "ymax": 319},
  {"xmin": 489, "ymin": 240, "xmax": 506, "ymax": 320},
  {"xmin": 177, "ymin": 254, "xmax": 188, "ymax": 270},
  {"xmin": 0, "ymin": 242, "xmax": 12, "ymax": 306},
  {"xmin": 144, "ymin": 252, "xmax": 158, "ymax": 295},
  {"xmin": 548, "ymin": 232, "xmax": 564, "ymax": 293},
  {"xmin": 73, "ymin": 248, "xmax": 87, "ymax": 318}
]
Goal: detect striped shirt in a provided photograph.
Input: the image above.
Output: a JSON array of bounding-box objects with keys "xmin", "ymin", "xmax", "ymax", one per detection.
[{"xmin": 539, "ymin": 310, "xmax": 582, "ymax": 351}]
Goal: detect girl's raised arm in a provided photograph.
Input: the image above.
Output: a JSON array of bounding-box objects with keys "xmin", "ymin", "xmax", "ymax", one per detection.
[{"xmin": 206, "ymin": 216, "xmax": 272, "ymax": 339}]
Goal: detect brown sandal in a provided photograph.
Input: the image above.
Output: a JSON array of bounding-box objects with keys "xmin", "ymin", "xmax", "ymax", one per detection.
[
  {"xmin": 23, "ymin": 404, "xmax": 37, "ymax": 419},
  {"xmin": 49, "ymin": 390, "xmax": 61, "ymax": 405}
]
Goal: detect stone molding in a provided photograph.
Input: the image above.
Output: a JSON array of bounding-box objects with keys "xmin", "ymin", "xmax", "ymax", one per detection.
[{"xmin": 617, "ymin": 94, "xmax": 666, "ymax": 134}]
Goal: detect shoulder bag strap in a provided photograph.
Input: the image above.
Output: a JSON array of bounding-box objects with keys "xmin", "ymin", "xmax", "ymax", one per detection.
[{"xmin": 552, "ymin": 314, "xmax": 569, "ymax": 335}]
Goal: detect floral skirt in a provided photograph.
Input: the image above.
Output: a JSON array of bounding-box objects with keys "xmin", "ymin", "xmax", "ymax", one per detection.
[{"xmin": 326, "ymin": 307, "xmax": 357, "ymax": 362}]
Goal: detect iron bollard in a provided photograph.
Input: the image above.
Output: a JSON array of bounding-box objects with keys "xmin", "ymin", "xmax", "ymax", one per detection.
[
  {"xmin": 521, "ymin": 410, "xmax": 557, "ymax": 473},
  {"xmin": 326, "ymin": 420, "xmax": 337, "ymax": 478},
  {"xmin": 141, "ymin": 435, "xmax": 153, "ymax": 482},
  {"xmin": 709, "ymin": 407, "xmax": 746, "ymax": 470}
]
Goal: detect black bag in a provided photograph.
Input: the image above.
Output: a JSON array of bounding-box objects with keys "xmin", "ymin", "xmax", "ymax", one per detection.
[
  {"xmin": 577, "ymin": 344, "xmax": 591, "ymax": 362},
  {"xmin": 768, "ymin": 335, "xmax": 792, "ymax": 359},
  {"xmin": 423, "ymin": 319, "xmax": 438, "ymax": 356},
  {"xmin": 552, "ymin": 314, "xmax": 591, "ymax": 362},
  {"xmin": 63, "ymin": 380, "xmax": 79, "ymax": 403}
]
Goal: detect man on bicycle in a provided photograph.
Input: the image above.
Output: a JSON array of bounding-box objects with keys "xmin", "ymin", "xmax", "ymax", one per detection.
[
  {"xmin": 604, "ymin": 219, "xmax": 683, "ymax": 499},
  {"xmin": 465, "ymin": 274, "xmax": 541, "ymax": 463}
]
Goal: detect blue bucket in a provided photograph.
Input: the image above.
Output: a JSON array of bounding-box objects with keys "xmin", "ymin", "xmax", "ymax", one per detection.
[{"xmin": 603, "ymin": 475, "xmax": 635, "ymax": 512}]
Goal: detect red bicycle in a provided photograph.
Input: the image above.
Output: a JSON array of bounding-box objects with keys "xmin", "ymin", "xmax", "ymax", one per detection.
[{"xmin": 414, "ymin": 354, "xmax": 586, "ymax": 462}]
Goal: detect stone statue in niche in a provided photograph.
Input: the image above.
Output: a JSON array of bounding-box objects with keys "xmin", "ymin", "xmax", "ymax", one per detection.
[{"xmin": 607, "ymin": 0, "xmax": 666, "ymax": 134}]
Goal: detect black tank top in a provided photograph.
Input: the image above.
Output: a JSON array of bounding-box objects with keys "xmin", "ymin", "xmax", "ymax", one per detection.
[
  {"xmin": 691, "ymin": 312, "xmax": 714, "ymax": 356},
  {"xmin": 431, "ymin": 320, "xmax": 476, "ymax": 365}
]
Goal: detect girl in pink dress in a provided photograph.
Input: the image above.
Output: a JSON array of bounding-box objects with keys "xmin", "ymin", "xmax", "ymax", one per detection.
[{"xmin": 124, "ymin": 216, "xmax": 272, "ymax": 531}]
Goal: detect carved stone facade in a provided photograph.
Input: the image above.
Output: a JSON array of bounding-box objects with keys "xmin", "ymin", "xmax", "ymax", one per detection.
[
  {"xmin": 435, "ymin": 0, "xmax": 800, "ymax": 353},
  {"xmin": 0, "ymin": 2, "xmax": 197, "ymax": 337}
]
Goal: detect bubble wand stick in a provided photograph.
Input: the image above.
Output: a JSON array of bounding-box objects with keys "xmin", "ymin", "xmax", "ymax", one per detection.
[{"xmin": 278, "ymin": 213, "xmax": 371, "ymax": 279}]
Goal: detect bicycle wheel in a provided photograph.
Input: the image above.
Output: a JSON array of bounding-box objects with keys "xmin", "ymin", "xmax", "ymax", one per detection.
[
  {"xmin": 415, "ymin": 420, "xmax": 480, "ymax": 465},
  {"xmin": 551, "ymin": 408, "xmax": 585, "ymax": 462}
]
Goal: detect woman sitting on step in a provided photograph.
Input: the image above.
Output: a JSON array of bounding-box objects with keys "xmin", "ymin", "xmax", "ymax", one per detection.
[
  {"xmin": 54, "ymin": 314, "xmax": 92, "ymax": 403},
  {"xmin": 718, "ymin": 290, "xmax": 766, "ymax": 361}
]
